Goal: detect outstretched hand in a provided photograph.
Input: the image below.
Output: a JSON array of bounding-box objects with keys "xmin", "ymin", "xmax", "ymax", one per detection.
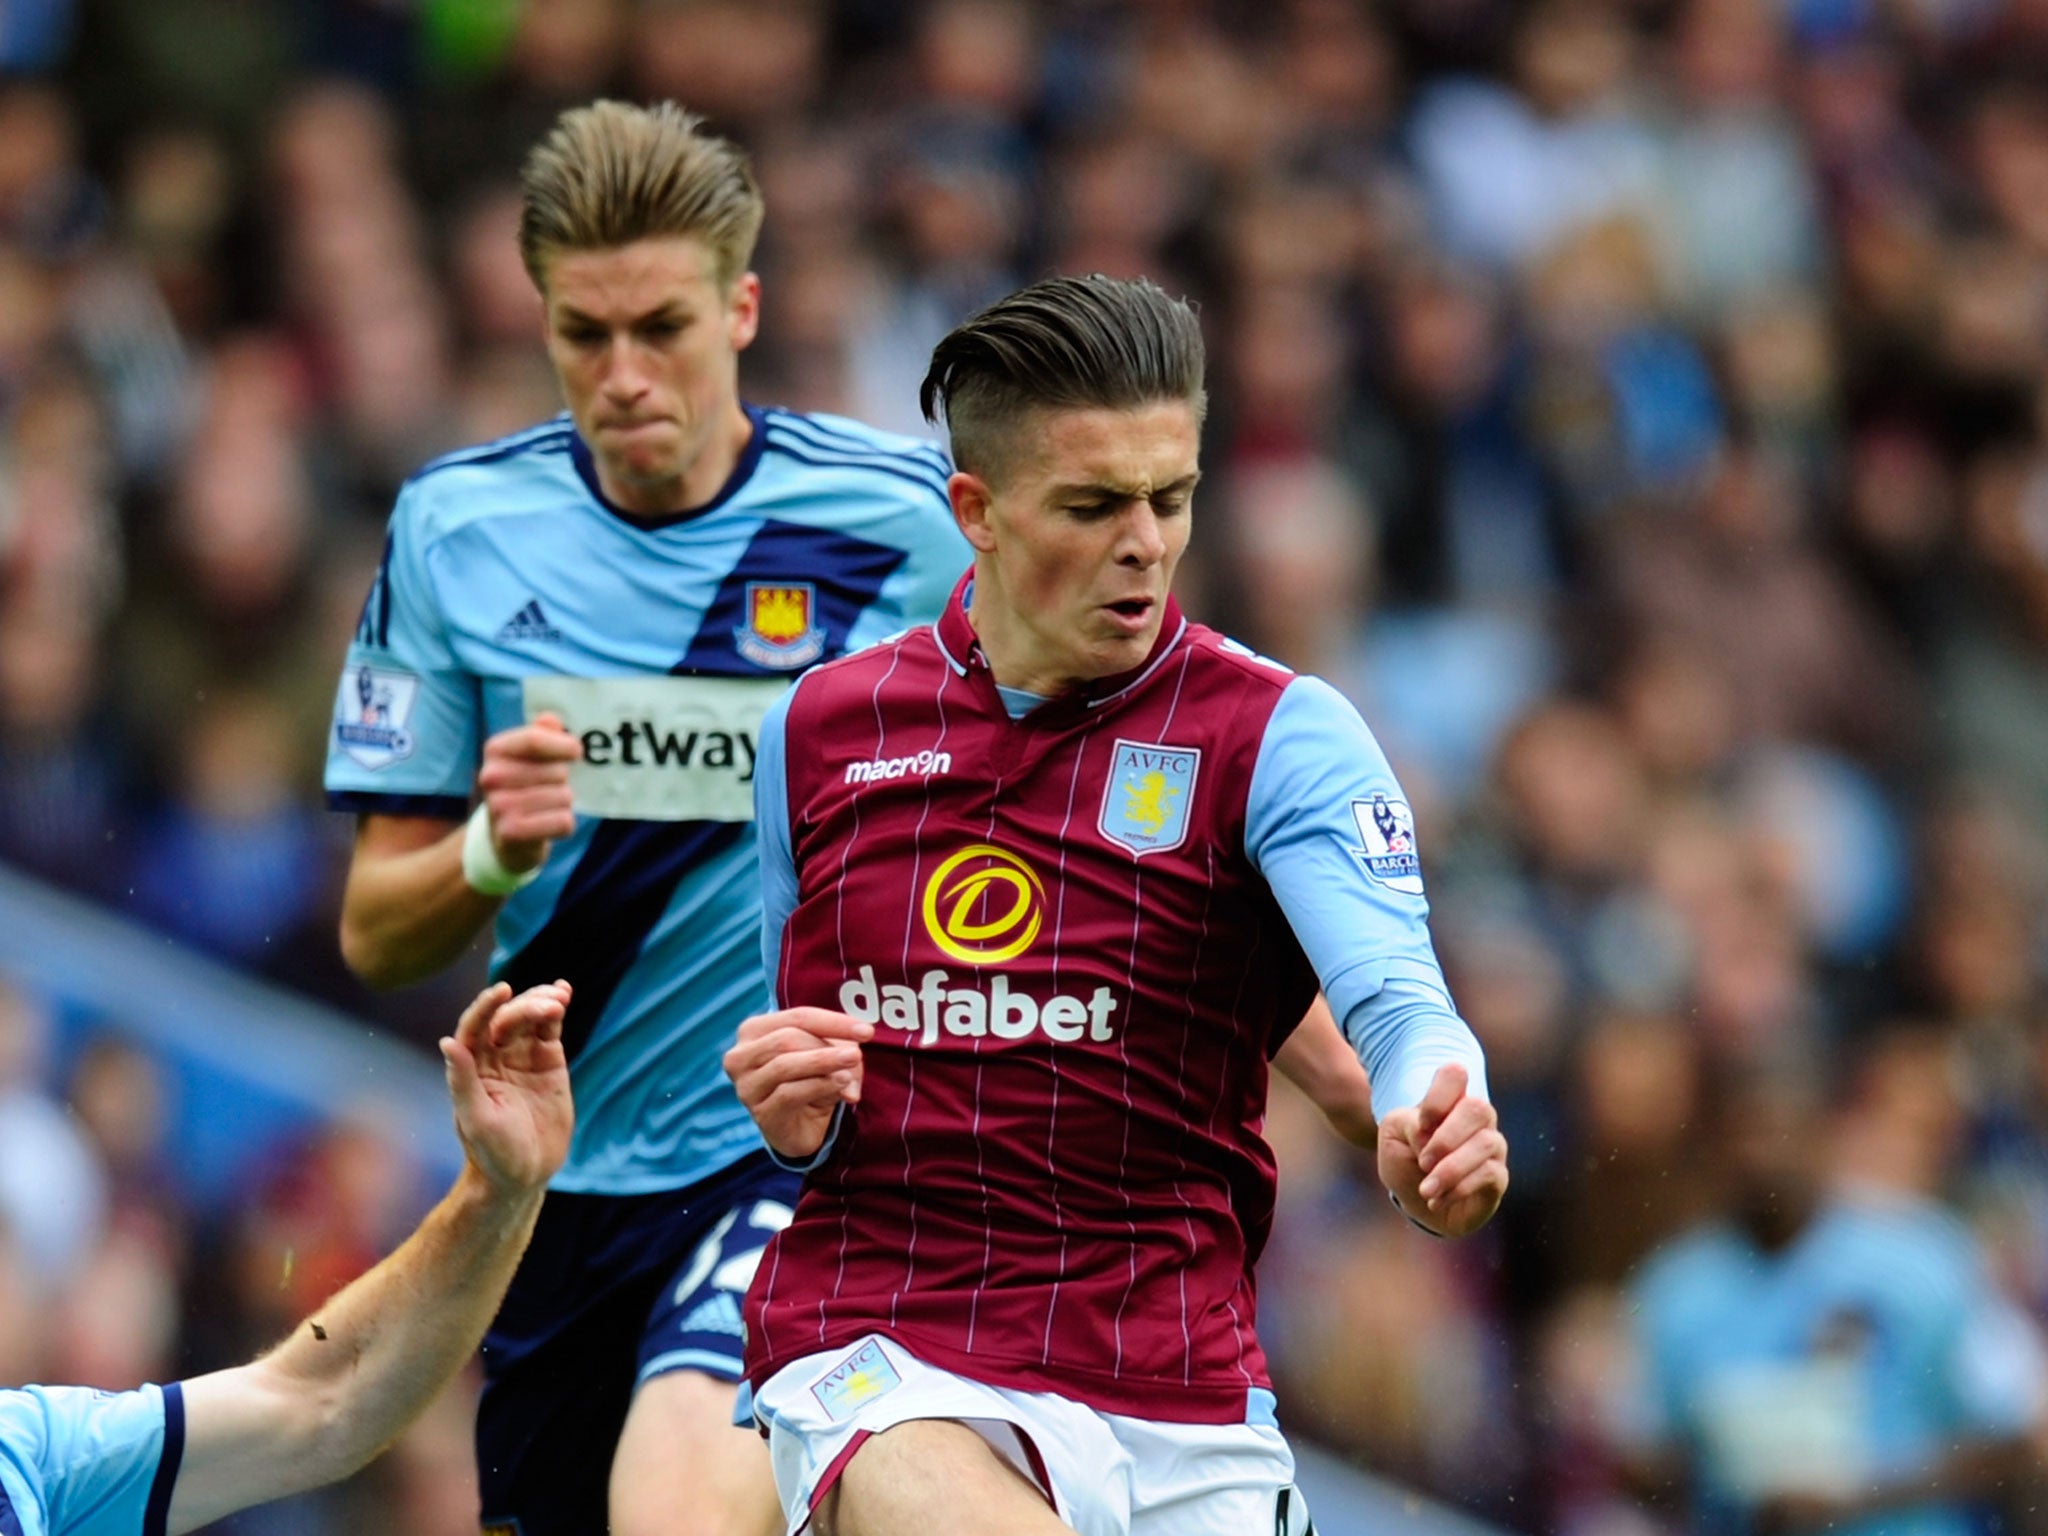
[
  {"xmin": 723, "ymin": 1007, "xmax": 872, "ymax": 1161},
  {"xmin": 1377, "ymin": 1064, "xmax": 1508, "ymax": 1237},
  {"xmin": 441, "ymin": 980, "xmax": 574, "ymax": 1194}
]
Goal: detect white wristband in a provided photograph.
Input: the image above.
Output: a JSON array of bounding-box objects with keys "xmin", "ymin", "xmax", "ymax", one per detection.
[{"xmin": 462, "ymin": 804, "xmax": 541, "ymax": 897}]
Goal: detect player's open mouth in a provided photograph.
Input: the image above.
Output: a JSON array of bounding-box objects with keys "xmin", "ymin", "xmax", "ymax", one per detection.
[{"xmin": 1103, "ymin": 598, "xmax": 1154, "ymax": 631}]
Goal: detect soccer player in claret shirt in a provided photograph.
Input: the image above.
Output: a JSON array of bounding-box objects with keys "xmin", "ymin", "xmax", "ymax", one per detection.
[
  {"xmin": 724, "ymin": 275, "xmax": 1511, "ymax": 1536},
  {"xmin": 322, "ymin": 101, "xmax": 970, "ymax": 1536}
]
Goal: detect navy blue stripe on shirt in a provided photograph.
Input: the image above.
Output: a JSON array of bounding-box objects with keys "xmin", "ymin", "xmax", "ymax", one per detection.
[
  {"xmin": 328, "ymin": 789, "xmax": 471, "ymax": 820},
  {"xmin": 145, "ymin": 1382, "xmax": 185, "ymax": 1536},
  {"xmin": 500, "ymin": 820, "xmax": 746, "ymax": 1064},
  {"xmin": 0, "ymin": 1477, "xmax": 22, "ymax": 1536},
  {"xmin": 761, "ymin": 428, "xmax": 951, "ymax": 497},
  {"xmin": 679, "ymin": 519, "xmax": 911, "ymax": 672},
  {"xmin": 499, "ymin": 518, "xmax": 907, "ymax": 1060},
  {"xmin": 761, "ymin": 434, "xmax": 951, "ymax": 503},
  {"xmin": 355, "ymin": 529, "xmax": 395, "ymax": 648},
  {"xmin": 569, "ymin": 406, "xmax": 770, "ymax": 530},
  {"xmin": 764, "ymin": 410, "xmax": 951, "ymax": 476},
  {"xmin": 406, "ymin": 421, "xmax": 574, "ymax": 486}
]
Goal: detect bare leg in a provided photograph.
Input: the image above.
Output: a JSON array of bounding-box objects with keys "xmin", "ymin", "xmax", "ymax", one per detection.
[
  {"xmin": 610, "ymin": 1370, "xmax": 782, "ymax": 1536},
  {"xmin": 821, "ymin": 1418, "xmax": 1080, "ymax": 1536}
]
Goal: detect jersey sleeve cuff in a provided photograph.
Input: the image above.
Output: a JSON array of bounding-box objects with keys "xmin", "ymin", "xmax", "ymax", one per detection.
[
  {"xmin": 766, "ymin": 1103, "xmax": 846, "ymax": 1174},
  {"xmin": 1388, "ymin": 1188, "xmax": 1447, "ymax": 1238},
  {"xmin": 326, "ymin": 789, "xmax": 470, "ymax": 819},
  {"xmin": 144, "ymin": 1381, "xmax": 185, "ymax": 1536}
]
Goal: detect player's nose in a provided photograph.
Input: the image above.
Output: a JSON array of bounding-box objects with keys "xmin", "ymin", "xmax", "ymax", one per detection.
[
  {"xmin": 601, "ymin": 335, "xmax": 650, "ymax": 400},
  {"xmin": 1116, "ymin": 505, "xmax": 1168, "ymax": 566}
]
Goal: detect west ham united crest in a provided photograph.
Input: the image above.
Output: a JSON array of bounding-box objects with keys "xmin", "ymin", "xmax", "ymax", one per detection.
[
  {"xmin": 734, "ymin": 582, "xmax": 826, "ymax": 670},
  {"xmin": 1351, "ymin": 792, "xmax": 1424, "ymax": 894},
  {"xmin": 332, "ymin": 663, "xmax": 419, "ymax": 770},
  {"xmin": 1100, "ymin": 739, "xmax": 1200, "ymax": 856}
]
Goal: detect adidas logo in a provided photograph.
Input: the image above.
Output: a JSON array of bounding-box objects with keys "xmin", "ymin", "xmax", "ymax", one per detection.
[
  {"xmin": 679, "ymin": 1293, "xmax": 745, "ymax": 1338},
  {"xmin": 496, "ymin": 599, "xmax": 563, "ymax": 643}
]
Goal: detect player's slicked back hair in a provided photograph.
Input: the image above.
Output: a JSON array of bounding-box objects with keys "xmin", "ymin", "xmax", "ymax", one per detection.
[
  {"xmin": 920, "ymin": 275, "xmax": 1206, "ymax": 481},
  {"xmin": 518, "ymin": 99, "xmax": 764, "ymax": 291}
]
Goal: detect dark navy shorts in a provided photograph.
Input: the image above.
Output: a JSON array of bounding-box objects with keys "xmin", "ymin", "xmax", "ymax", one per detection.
[{"xmin": 475, "ymin": 1151, "xmax": 799, "ymax": 1536}]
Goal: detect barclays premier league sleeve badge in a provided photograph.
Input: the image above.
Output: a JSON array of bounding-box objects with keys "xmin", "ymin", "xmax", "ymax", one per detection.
[
  {"xmin": 333, "ymin": 664, "xmax": 421, "ymax": 769},
  {"xmin": 1351, "ymin": 792, "xmax": 1424, "ymax": 895}
]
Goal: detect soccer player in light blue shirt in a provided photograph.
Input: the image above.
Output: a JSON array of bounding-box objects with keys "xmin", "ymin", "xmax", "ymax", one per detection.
[
  {"xmin": 1627, "ymin": 1055, "xmax": 2047, "ymax": 1536},
  {"xmin": 0, "ymin": 980, "xmax": 572, "ymax": 1536},
  {"xmin": 323, "ymin": 101, "xmax": 968, "ymax": 1536}
]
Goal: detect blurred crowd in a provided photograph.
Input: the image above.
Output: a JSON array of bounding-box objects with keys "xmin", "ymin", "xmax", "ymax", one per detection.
[{"xmin": 7, "ymin": 0, "xmax": 2048, "ymax": 1531}]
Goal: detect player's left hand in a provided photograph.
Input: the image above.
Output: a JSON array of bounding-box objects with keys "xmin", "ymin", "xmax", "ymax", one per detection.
[
  {"xmin": 441, "ymin": 980, "xmax": 574, "ymax": 1195},
  {"xmin": 1377, "ymin": 1064, "xmax": 1508, "ymax": 1237}
]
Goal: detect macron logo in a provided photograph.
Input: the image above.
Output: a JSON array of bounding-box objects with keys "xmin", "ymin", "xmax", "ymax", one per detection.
[
  {"xmin": 844, "ymin": 748, "xmax": 953, "ymax": 786},
  {"xmin": 497, "ymin": 599, "xmax": 563, "ymax": 643}
]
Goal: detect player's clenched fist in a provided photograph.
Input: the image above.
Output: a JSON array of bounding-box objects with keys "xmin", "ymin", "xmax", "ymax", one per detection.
[
  {"xmin": 724, "ymin": 1007, "xmax": 873, "ymax": 1161},
  {"xmin": 475, "ymin": 711, "xmax": 582, "ymax": 873},
  {"xmin": 1377, "ymin": 1064, "xmax": 1509, "ymax": 1238}
]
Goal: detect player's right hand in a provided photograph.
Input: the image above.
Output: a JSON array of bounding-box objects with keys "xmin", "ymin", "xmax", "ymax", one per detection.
[
  {"xmin": 475, "ymin": 711, "xmax": 582, "ymax": 873},
  {"xmin": 1378, "ymin": 1064, "xmax": 1508, "ymax": 1237},
  {"xmin": 723, "ymin": 1007, "xmax": 873, "ymax": 1161}
]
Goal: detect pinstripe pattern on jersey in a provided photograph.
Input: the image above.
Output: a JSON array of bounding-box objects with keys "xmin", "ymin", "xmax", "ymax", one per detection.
[{"xmin": 752, "ymin": 593, "xmax": 1320, "ymax": 1423}]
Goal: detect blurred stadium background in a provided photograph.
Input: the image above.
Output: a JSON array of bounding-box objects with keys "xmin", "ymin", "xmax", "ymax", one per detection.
[{"xmin": 5, "ymin": 0, "xmax": 2048, "ymax": 1531}]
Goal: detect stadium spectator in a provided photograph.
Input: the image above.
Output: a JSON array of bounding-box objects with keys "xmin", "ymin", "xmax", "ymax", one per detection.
[{"xmin": 1618, "ymin": 1046, "xmax": 2047, "ymax": 1536}]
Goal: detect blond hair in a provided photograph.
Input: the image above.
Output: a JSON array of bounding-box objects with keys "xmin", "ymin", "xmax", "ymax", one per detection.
[{"xmin": 518, "ymin": 100, "xmax": 764, "ymax": 291}]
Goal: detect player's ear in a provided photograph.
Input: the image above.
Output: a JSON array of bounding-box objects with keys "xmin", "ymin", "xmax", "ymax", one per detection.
[
  {"xmin": 949, "ymin": 471, "xmax": 997, "ymax": 553},
  {"xmin": 726, "ymin": 271, "xmax": 762, "ymax": 351}
]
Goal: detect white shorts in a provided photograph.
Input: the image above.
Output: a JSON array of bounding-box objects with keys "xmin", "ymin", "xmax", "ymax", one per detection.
[{"xmin": 750, "ymin": 1333, "xmax": 1315, "ymax": 1536}]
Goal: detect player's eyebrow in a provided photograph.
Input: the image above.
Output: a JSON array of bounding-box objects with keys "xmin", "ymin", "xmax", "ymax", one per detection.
[
  {"xmin": 553, "ymin": 300, "xmax": 692, "ymax": 329},
  {"xmin": 1053, "ymin": 472, "xmax": 1202, "ymax": 502}
]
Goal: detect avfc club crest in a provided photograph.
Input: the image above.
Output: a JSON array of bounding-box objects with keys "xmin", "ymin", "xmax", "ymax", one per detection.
[
  {"xmin": 1351, "ymin": 792, "xmax": 1424, "ymax": 895},
  {"xmin": 332, "ymin": 664, "xmax": 420, "ymax": 770},
  {"xmin": 1099, "ymin": 739, "xmax": 1200, "ymax": 857},
  {"xmin": 735, "ymin": 582, "xmax": 826, "ymax": 670}
]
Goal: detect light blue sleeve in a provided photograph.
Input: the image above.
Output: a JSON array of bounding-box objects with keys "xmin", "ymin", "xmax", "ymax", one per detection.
[
  {"xmin": 323, "ymin": 482, "xmax": 483, "ymax": 814},
  {"xmin": 754, "ymin": 685, "xmax": 799, "ymax": 1008},
  {"xmin": 0, "ymin": 1381, "xmax": 182, "ymax": 1536},
  {"xmin": 1245, "ymin": 675, "xmax": 1487, "ymax": 1117},
  {"xmin": 750, "ymin": 682, "xmax": 844, "ymax": 1174}
]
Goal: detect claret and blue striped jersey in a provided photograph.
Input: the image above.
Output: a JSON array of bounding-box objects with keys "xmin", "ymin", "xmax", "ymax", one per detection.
[
  {"xmin": 0, "ymin": 1382, "xmax": 182, "ymax": 1536},
  {"xmin": 325, "ymin": 406, "xmax": 971, "ymax": 1195},
  {"xmin": 744, "ymin": 583, "xmax": 1487, "ymax": 1421}
]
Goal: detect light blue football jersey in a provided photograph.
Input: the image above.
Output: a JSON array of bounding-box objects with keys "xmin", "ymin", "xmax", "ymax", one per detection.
[
  {"xmin": 0, "ymin": 1383, "xmax": 181, "ymax": 1536},
  {"xmin": 1631, "ymin": 1198, "xmax": 2048, "ymax": 1536},
  {"xmin": 326, "ymin": 406, "xmax": 970, "ymax": 1194}
]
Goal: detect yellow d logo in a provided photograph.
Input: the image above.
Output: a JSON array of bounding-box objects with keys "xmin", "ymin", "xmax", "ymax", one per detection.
[{"xmin": 921, "ymin": 845, "xmax": 1046, "ymax": 965}]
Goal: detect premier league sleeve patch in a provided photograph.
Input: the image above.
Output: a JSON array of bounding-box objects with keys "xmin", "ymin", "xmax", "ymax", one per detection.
[
  {"xmin": 332, "ymin": 664, "xmax": 421, "ymax": 769},
  {"xmin": 1351, "ymin": 793, "xmax": 1425, "ymax": 895}
]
